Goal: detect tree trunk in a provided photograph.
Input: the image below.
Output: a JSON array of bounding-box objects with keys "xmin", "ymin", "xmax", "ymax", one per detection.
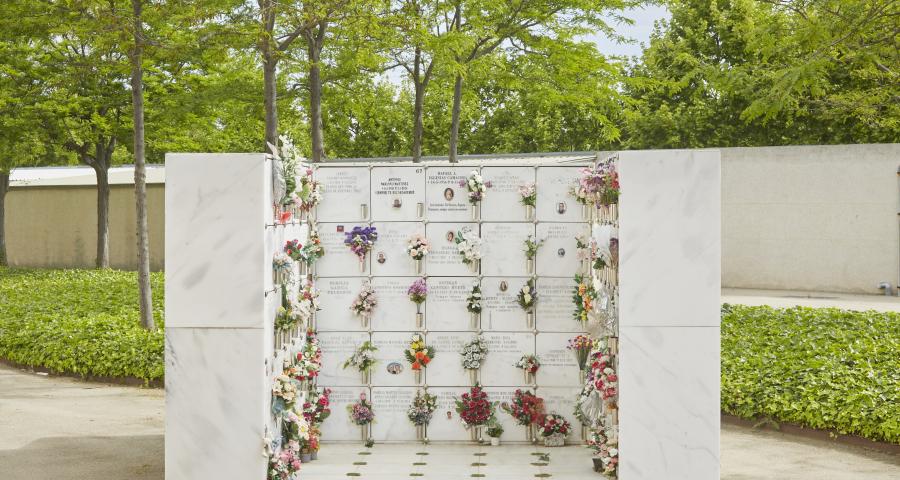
[
  {"xmin": 263, "ymin": 51, "xmax": 278, "ymax": 150},
  {"xmin": 93, "ymin": 161, "xmax": 110, "ymax": 269},
  {"xmin": 131, "ymin": 0, "xmax": 155, "ymax": 331},
  {"xmin": 448, "ymin": 73, "xmax": 464, "ymax": 163},
  {"xmin": 412, "ymin": 79, "xmax": 425, "ymax": 162},
  {"xmin": 0, "ymin": 171, "xmax": 8, "ymax": 267},
  {"xmin": 308, "ymin": 37, "xmax": 326, "ymax": 163}
]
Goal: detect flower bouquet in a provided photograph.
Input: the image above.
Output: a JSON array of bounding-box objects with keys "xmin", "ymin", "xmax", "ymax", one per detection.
[
  {"xmin": 572, "ymin": 274, "xmax": 597, "ymax": 328},
  {"xmin": 501, "ymin": 389, "xmax": 544, "ymax": 442},
  {"xmin": 344, "ymin": 225, "xmax": 378, "ymax": 272},
  {"xmin": 454, "ymin": 227, "xmax": 482, "ymax": 272},
  {"xmin": 539, "ymin": 413, "xmax": 571, "ymax": 447},
  {"xmin": 405, "ymin": 334, "xmax": 434, "ymax": 384},
  {"xmin": 273, "ymin": 252, "xmax": 293, "ymax": 285},
  {"xmin": 569, "ymin": 159, "xmax": 619, "ymax": 221},
  {"xmin": 407, "ymin": 278, "xmax": 428, "ymax": 328},
  {"xmin": 302, "ymin": 387, "xmax": 332, "ymax": 427},
  {"xmin": 274, "ymin": 289, "xmax": 303, "ymax": 346},
  {"xmin": 272, "ymin": 374, "xmax": 300, "ymax": 415},
  {"xmin": 524, "ymin": 235, "xmax": 544, "ymax": 274},
  {"xmin": 519, "ymin": 182, "xmax": 536, "ymax": 220},
  {"xmin": 466, "ymin": 281, "xmax": 483, "ymax": 329},
  {"xmin": 406, "ymin": 234, "xmax": 430, "ymax": 274},
  {"xmin": 407, "ymin": 390, "xmax": 438, "ymax": 442},
  {"xmin": 348, "ymin": 393, "xmax": 375, "ymax": 442},
  {"xmin": 567, "ymin": 335, "xmax": 594, "ymax": 383},
  {"xmin": 350, "ymin": 283, "xmax": 377, "ymax": 328},
  {"xmin": 486, "ymin": 418, "xmax": 504, "ymax": 446},
  {"xmin": 460, "ymin": 335, "xmax": 488, "ymax": 385},
  {"xmin": 588, "ymin": 428, "xmax": 618, "ymax": 476},
  {"xmin": 460, "ymin": 170, "xmax": 492, "ymax": 220},
  {"xmin": 513, "ymin": 354, "xmax": 541, "ymax": 384},
  {"xmin": 293, "ymin": 333, "xmax": 321, "ymax": 390},
  {"xmin": 281, "ymin": 408, "xmax": 311, "ymax": 461},
  {"xmin": 296, "ymin": 167, "xmax": 323, "ymax": 220},
  {"xmin": 516, "ymin": 278, "xmax": 538, "ymax": 327},
  {"xmin": 342, "ymin": 341, "xmax": 378, "ymax": 385},
  {"xmin": 267, "ymin": 440, "xmax": 302, "ymax": 480},
  {"xmin": 300, "ymin": 228, "xmax": 326, "ymax": 274},
  {"xmin": 589, "ymin": 349, "xmax": 618, "ymax": 402},
  {"xmin": 455, "ymin": 384, "xmax": 495, "ymax": 442},
  {"xmin": 269, "ymin": 134, "xmax": 302, "ymax": 222},
  {"xmin": 284, "ymin": 239, "xmax": 305, "ymax": 263},
  {"xmin": 297, "ymin": 281, "xmax": 321, "ymax": 329}
]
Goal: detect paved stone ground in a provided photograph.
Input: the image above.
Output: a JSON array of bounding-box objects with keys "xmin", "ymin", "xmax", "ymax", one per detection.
[{"xmin": 2, "ymin": 364, "xmax": 899, "ymax": 479}]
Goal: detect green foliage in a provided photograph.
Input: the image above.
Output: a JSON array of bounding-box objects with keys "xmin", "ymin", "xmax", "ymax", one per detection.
[
  {"xmin": 721, "ymin": 304, "xmax": 900, "ymax": 443},
  {"xmin": 0, "ymin": 267, "xmax": 165, "ymax": 382}
]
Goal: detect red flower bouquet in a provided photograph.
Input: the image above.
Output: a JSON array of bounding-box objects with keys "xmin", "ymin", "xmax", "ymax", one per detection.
[
  {"xmin": 454, "ymin": 384, "xmax": 495, "ymax": 427},
  {"xmin": 501, "ymin": 389, "xmax": 545, "ymax": 426}
]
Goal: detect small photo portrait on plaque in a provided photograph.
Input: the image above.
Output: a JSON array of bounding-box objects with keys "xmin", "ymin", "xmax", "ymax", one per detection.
[
  {"xmin": 336, "ymin": 225, "xmax": 345, "ymax": 233},
  {"xmin": 387, "ymin": 362, "xmax": 403, "ymax": 375},
  {"xmin": 499, "ymin": 281, "xmax": 508, "ymax": 292},
  {"xmin": 446, "ymin": 231, "xmax": 456, "ymax": 243},
  {"xmin": 392, "ymin": 198, "xmax": 402, "ymax": 208},
  {"xmin": 377, "ymin": 252, "xmax": 386, "ymax": 264},
  {"xmin": 557, "ymin": 248, "xmax": 566, "ymax": 257},
  {"xmin": 556, "ymin": 202, "xmax": 567, "ymax": 215},
  {"xmin": 444, "ymin": 187, "xmax": 455, "ymax": 201}
]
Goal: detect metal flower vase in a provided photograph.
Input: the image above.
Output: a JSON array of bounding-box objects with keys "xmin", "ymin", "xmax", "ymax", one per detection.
[
  {"xmin": 360, "ymin": 423, "xmax": 370, "ymax": 442},
  {"xmin": 470, "ymin": 425, "xmax": 484, "ymax": 443},
  {"xmin": 361, "ymin": 369, "xmax": 371, "ymax": 385},
  {"xmin": 526, "ymin": 258, "xmax": 535, "ymax": 274},
  {"xmin": 471, "ymin": 204, "xmax": 480, "ymax": 221},
  {"xmin": 414, "ymin": 369, "xmax": 423, "ymax": 385},
  {"xmin": 525, "ymin": 204, "xmax": 534, "ymax": 221},
  {"xmin": 468, "ymin": 369, "xmax": 479, "ymax": 386},
  {"xmin": 544, "ymin": 433, "xmax": 565, "ymax": 447},
  {"xmin": 416, "ymin": 424, "xmax": 426, "ymax": 442},
  {"xmin": 526, "ymin": 311, "xmax": 535, "ymax": 328},
  {"xmin": 470, "ymin": 312, "xmax": 480, "ymax": 330}
]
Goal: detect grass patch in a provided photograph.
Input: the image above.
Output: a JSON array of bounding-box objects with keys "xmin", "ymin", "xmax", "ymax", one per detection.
[
  {"xmin": 0, "ymin": 267, "xmax": 164, "ymax": 383},
  {"xmin": 722, "ymin": 304, "xmax": 900, "ymax": 443}
]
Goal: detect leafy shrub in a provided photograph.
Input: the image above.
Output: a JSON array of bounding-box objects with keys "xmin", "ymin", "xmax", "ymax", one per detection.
[
  {"xmin": 722, "ymin": 304, "xmax": 900, "ymax": 443},
  {"xmin": 0, "ymin": 267, "xmax": 164, "ymax": 382}
]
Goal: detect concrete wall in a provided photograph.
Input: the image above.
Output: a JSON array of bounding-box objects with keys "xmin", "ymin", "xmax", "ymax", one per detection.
[
  {"xmin": 721, "ymin": 144, "xmax": 900, "ymax": 294},
  {"xmin": 5, "ymin": 144, "xmax": 899, "ymax": 294},
  {"xmin": 5, "ymin": 184, "xmax": 165, "ymax": 271}
]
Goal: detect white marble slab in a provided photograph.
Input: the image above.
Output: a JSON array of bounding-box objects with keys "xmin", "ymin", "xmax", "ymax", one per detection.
[
  {"xmin": 480, "ymin": 166, "xmax": 535, "ymax": 222},
  {"xmin": 535, "ymin": 277, "xmax": 582, "ymax": 333},
  {"xmin": 481, "ymin": 277, "xmax": 532, "ymax": 332},
  {"xmin": 425, "ymin": 166, "xmax": 472, "ymax": 221},
  {"xmin": 371, "ymin": 332, "xmax": 420, "ymax": 387},
  {"xmin": 424, "ymin": 387, "xmax": 470, "ymax": 441},
  {"xmin": 424, "ymin": 277, "xmax": 475, "ymax": 331},
  {"xmin": 371, "ymin": 277, "xmax": 420, "ymax": 331},
  {"xmin": 479, "ymin": 333, "xmax": 535, "ymax": 386},
  {"xmin": 318, "ymin": 386, "xmax": 371, "ymax": 442},
  {"xmin": 317, "ymin": 332, "xmax": 372, "ymax": 386},
  {"xmin": 619, "ymin": 326, "xmax": 720, "ymax": 480},
  {"xmin": 535, "ymin": 166, "xmax": 584, "ymax": 222},
  {"xmin": 535, "ymin": 223, "xmax": 588, "ymax": 277},
  {"xmin": 315, "ymin": 277, "xmax": 369, "ymax": 332},
  {"xmin": 165, "ymin": 327, "xmax": 267, "ymax": 479},
  {"xmin": 534, "ymin": 332, "xmax": 581, "ymax": 387},
  {"xmin": 371, "ymin": 166, "xmax": 426, "ymax": 221},
  {"xmin": 422, "ymin": 332, "xmax": 469, "ymax": 387},
  {"xmin": 537, "ymin": 386, "xmax": 583, "ymax": 444},
  {"xmin": 619, "ymin": 150, "xmax": 720, "ymax": 327},
  {"xmin": 370, "ymin": 387, "xmax": 419, "ymax": 442},
  {"xmin": 370, "ymin": 222, "xmax": 425, "ymax": 276},
  {"xmin": 316, "ymin": 166, "xmax": 371, "ymax": 222},
  {"xmin": 424, "ymin": 222, "xmax": 479, "ymax": 276},
  {"xmin": 480, "ymin": 222, "xmax": 533, "ymax": 277},
  {"xmin": 315, "ymin": 222, "xmax": 373, "ymax": 277},
  {"xmin": 165, "ymin": 153, "xmax": 267, "ymax": 329}
]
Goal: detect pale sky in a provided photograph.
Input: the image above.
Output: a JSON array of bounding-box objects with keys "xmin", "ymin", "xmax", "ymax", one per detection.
[{"xmin": 589, "ymin": 4, "xmax": 669, "ymax": 59}]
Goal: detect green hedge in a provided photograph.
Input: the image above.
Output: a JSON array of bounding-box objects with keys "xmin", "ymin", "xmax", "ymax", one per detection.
[
  {"xmin": 0, "ymin": 267, "xmax": 164, "ymax": 382},
  {"xmin": 722, "ymin": 304, "xmax": 900, "ymax": 444}
]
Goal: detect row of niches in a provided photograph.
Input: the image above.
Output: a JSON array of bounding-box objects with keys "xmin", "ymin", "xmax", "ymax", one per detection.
[
  {"xmin": 315, "ymin": 221, "xmax": 604, "ymax": 278},
  {"xmin": 318, "ymin": 385, "xmax": 585, "ymax": 443},
  {"xmin": 315, "ymin": 276, "xmax": 617, "ymax": 333},
  {"xmin": 317, "ymin": 330, "xmax": 582, "ymax": 388},
  {"xmin": 315, "ymin": 165, "xmax": 591, "ymax": 223}
]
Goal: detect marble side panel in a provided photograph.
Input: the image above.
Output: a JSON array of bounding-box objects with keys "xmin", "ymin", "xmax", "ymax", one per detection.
[
  {"xmin": 316, "ymin": 222, "xmax": 371, "ymax": 277},
  {"xmin": 537, "ymin": 386, "xmax": 583, "ymax": 444},
  {"xmin": 480, "ymin": 166, "xmax": 535, "ymax": 222},
  {"xmin": 315, "ymin": 277, "xmax": 369, "ymax": 332},
  {"xmin": 619, "ymin": 326, "xmax": 720, "ymax": 480},
  {"xmin": 480, "ymin": 222, "xmax": 533, "ymax": 277},
  {"xmin": 425, "ymin": 387, "xmax": 470, "ymax": 441},
  {"xmin": 165, "ymin": 153, "xmax": 266, "ymax": 329},
  {"xmin": 481, "ymin": 276, "xmax": 532, "ymax": 332},
  {"xmin": 423, "ymin": 332, "xmax": 469, "ymax": 387},
  {"xmin": 317, "ymin": 332, "xmax": 372, "ymax": 386},
  {"xmin": 534, "ymin": 332, "xmax": 581, "ymax": 388},
  {"xmin": 535, "ymin": 223, "xmax": 588, "ymax": 277},
  {"xmin": 371, "ymin": 277, "xmax": 420, "ymax": 331},
  {"xmin": 479, "ymin": 333, "xmax": 535, "ymax": 386},
  {"xmin": 425, "ymin": 166, "xmax": 472, "ymax": 222},
  {"xmin": 371, "ymin": 332, "xmax": 419, "ymax": 387},
  {"xmin": 371, "ymin": 387, "xmax": 419, "ymax": 442},
  {"xmin": 370, "ymin": 222, "xmax": 425, "ymax": 276},
  {"xmin": 316, "ymin": 166, "xmax": 371, "ymax": 222},
  {"xmin": 619, "ymin": 149, "xmax": 720, "ymax": 327},
  {"xmin": 535, "ymin": 166, "xmax": 584, "ymax": 222},
  {"xmin": 371, "ymin": 166, "xmax": 426, "ymax": 222},
  {"xmin": 165, "ymin": 327, "xmax": 267, "ymax": 479},
  {"xmin": 318, "ymin": 386, "xmax": 371, "ymax": 442},
  {"xmin": 535, "ymin": 277, "xmax": 582, "ymax": 333},
  {"xmin": 425, "ymin": 277, "xmax": 476, "ymax": 332},
  {"xmin": 425, "ymin": 222, "xmax": 479, "ymax": 276}
]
